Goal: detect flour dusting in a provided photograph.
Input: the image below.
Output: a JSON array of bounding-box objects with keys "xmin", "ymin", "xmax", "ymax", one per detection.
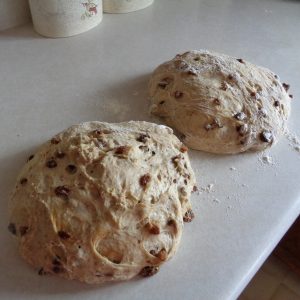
[
  {"xmin": 260, "ymin": 155, "xmax": 274, "ymax": 165},
  {"xmin": 285, "ymin": 129, "xmax": 300, "ymax": 153},
  {"xmin": 212, "ymin": 197, "xmax": 220, "ymax": 203},
  {"xmin": 102, "ymin": 98, "xmax": 130, "ymax": 121},
  {"xmin": 199, "ymin": 183, "xmax": 215, "ymax": 193}
]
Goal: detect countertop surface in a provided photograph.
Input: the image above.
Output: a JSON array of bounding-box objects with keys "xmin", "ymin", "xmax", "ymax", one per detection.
[{"xmin": 1, "ymin": 0, "xmax": 300, "ymax": 299}]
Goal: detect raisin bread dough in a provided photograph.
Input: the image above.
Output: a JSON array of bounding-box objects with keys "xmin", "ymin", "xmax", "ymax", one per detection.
[
  {"xmin": 8, "ymin": 121, "xmax": 196, "ymax": 284},
  {"xmin": 149, "ymin": 50, "xmax": 291, "ymax": 154}
]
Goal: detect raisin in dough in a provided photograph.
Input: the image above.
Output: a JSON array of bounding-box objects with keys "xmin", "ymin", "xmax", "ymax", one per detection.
[
  {"xmin": 8, "ymin": 121, "xmax": 196, "ymax": 284},
  {"xmin": 149, "ymin": 50, "xmax": 291, "ymax": 154}
]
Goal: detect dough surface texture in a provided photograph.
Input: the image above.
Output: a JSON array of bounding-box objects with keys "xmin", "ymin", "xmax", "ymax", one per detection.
[
  {"xmin": 8, "ymin": 121, "xmax": 196, "ymax": 284},
  {"xmin": 149, "ymin": 50, "xmax": 291, "ymax": 154}
]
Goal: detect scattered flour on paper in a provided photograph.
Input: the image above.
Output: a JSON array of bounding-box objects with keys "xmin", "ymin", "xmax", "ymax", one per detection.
[
  {"xmin": 196, "ymin": 183, "xmax": 220, "ymax": 205},
  {"xmin": 264, "ymin": 9, "xmax": 273, "ymax": 14},
  {"xmin": 285, "ymin": 129, "xmax": 300, "ymax": 153},
  {"xmin": 255, "ymin": 129, "xmax": 300, "ymax": 168},
  {"xmin": 202, "ymin": 129, "xmax": 300, "ymax": 216},
  {"xmin": 259, "ymin": 154, "xmax": 274, "ymax": 165},
  {"xmin": 199, "ymin": 183, "xmax": 215, "ymax": 194},
  {"xmin": 257, "ymin": 148, "xmax": 277, "ymax": 167},
  {"xmin": 101, "ymin": 97, "xmax": 131, "ymax": 121},
  {"xmin": 212, "ymin": 198, "xmax": 220, "ymax": 203}
]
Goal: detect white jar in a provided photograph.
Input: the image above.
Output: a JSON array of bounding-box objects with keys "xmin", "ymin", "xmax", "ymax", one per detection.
[
  {"xmin": 103, "ymin": 0, "xmax": 154, "ymax": 13},
  {"xmin": 29, "ymin": 0, "xmax": 103, "ymax": 38}
]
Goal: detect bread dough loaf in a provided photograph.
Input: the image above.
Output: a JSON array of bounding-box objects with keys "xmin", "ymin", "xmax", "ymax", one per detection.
[
  {"xmin": 8, "ymin": 121, "xmax": 196, "ymax": 284},
  {"xmin": 103, "ymin": 0, "xmax": 154, "ymax": 13},
  {"xmin": 149, "ymin": 50, "xmax": 291, "ymax": 154}
]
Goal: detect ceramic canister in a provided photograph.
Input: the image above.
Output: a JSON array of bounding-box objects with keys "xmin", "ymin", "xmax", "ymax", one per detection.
[
  {"xmin": 103, "ymin": 0, "xmax": 154, "ymax": 13},
  {"xmin": 29, "ymin": 0, "xmax": 103, "ymax": 38}
]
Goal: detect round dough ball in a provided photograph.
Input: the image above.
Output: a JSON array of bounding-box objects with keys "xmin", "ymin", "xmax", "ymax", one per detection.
[
  {"xmin": 149, "ymin": 50, "xmax": 291, "ymax": 154},
  {"xmin": 8, "ymin": 121, "xmax": 196, "ymax": 284}
]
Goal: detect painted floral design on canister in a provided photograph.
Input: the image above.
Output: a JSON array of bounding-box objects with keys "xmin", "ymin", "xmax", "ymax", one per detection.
[{"xmin": 81, "ymin": 0, "xmax": 98, "ymax": 19}]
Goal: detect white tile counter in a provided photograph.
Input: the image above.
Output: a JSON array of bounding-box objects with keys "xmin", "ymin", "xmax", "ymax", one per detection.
[{"xmin": 0, "ymin": 0, "xmax": 300, "ymax": 299}]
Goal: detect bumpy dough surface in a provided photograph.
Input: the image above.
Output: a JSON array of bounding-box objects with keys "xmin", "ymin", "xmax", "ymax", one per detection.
[
  {"xmin": 149, "ymin": 50, "xmax": 291, "ymax": 154},
  {"xmin": 8, "ymin": 121, "xmax": 196, "ymax": 284}
]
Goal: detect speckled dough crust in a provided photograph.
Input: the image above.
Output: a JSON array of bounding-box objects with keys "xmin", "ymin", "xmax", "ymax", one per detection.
[
  {"xmin": 149, "ymin": 50, "xmax": 291, "ymax": 154},
  {"xmin": 8, "ymin": 121, "xmax": 196, "ymax": 284}
]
